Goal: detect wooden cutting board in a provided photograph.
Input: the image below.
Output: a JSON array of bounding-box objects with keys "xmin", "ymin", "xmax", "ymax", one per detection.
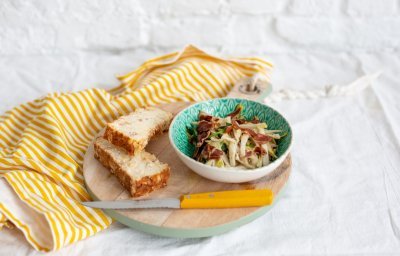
[{"xmin": 83, "ymin": 80, "xmax": 292, "ymax": 238}]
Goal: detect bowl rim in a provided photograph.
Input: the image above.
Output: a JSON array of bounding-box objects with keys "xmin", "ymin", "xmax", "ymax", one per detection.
[{"xmin": 168, "ymin": 98, "xmax": 293, "ymax": 174}]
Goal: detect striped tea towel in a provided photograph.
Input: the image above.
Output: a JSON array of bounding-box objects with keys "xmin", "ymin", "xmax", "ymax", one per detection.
[{"xmin": 0, "ymin": 45, "xmax": 272, "ymax": 251}]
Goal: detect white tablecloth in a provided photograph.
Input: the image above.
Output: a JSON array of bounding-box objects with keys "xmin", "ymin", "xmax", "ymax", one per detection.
[{"xmin": 1, "ymin": 52, "xmax": 400, "ymax": 255}]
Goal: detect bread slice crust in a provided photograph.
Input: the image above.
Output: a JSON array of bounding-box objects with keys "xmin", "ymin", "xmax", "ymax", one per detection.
[
  {"xmin": 94, "ymin": 138, "xmax": 170, "ymax": 197},
  {"xmin": 103, "ymin": 107, "xmax": 173, "ymax": 155}
]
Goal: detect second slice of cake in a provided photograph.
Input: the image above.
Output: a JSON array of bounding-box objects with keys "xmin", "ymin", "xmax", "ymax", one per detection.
[
  {"xmin": 104, "ymin": 107, "xmax": 173, "ymax": 155},
  {"xmin": 94, "ymin": 137, "xmax": 170, "ymax": 197}
]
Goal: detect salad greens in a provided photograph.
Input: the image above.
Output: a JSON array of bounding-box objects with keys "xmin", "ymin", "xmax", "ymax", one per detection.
[{"xmin": 187, "ymin": 104, "xmax": 283, "ymax": 169}]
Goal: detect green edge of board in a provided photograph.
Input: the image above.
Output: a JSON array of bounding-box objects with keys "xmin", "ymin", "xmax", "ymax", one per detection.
[{"xmin": 85, "ymin": 178, "xmax": 289, "ymax": 239}]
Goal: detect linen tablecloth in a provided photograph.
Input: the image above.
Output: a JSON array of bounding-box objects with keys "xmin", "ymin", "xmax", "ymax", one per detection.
[{"xmin": 1, "ymin": 48, "xmax": 400, "ymax": 255}]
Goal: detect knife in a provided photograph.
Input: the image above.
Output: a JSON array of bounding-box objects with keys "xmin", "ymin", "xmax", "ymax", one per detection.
[{"xmin": 82, "ymin": 189, "xmax": 273, "ymax": 209}]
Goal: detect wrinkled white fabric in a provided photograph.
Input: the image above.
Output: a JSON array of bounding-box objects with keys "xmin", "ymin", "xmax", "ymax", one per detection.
[
  {"xmin": 1, "ymin": 52, "xmax": 400, "ymax": 255},
  {"xmin": 0, "ymin": 180, "xmax": 53, "ymax": 250},
  {"xmin": 265, "ymin": 72, "xmax": 382, "ymax": 103}
]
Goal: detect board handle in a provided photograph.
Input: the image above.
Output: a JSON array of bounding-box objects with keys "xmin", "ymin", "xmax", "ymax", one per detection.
[
  {"xmin": 180, "ymin": 189, "xmax": 274, "ymax": 209},
  {"xmin": 226, "ymin": 74, "xmax": 273, "ymax": 102}
]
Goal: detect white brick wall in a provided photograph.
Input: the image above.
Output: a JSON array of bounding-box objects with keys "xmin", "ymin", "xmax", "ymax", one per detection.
[
  {"xmin": 1, "ymin": 0, "xmax": 399, "ymax": 55},
  {"xmin": 346, "ymin": 0, "xmax": 398, "ymax": 16},
  {"xmin": 0, "ymin": 0, "xmax": 399, "ymax": 112}
]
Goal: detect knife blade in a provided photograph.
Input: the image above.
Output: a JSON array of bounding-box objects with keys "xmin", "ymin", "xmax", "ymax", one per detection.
[{"xmin": 82, "ymin": 189, "xmax": 273, "ymax": 209}]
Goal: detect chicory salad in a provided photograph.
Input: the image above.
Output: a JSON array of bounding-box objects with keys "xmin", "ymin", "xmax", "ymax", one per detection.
[{"xmin": 187, "ymin": 104, "xmax": 285, "ymax": 169}]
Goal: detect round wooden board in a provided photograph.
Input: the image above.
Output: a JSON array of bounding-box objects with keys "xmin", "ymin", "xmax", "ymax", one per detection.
[{"xmin": 83, "ymin": 102, "xmax": 292, "ymax": 238}]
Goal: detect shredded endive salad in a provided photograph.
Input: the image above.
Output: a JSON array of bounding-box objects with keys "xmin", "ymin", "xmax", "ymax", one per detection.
[{"xmin": 187, "ymin": 104, "xmax": 284, "ymax": 169}]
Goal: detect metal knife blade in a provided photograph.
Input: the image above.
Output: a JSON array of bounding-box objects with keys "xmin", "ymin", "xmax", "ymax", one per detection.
[{"xmin": 82, "ymin": 198, "xmax": 181, "ymax": 209}]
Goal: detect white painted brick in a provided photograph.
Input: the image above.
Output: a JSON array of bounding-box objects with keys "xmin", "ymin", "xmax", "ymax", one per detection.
[
  {"xmin": 151, "ymin": 17, "xmax": 230, "ymax": 47},
  {"xmin": 118, "ymin": 0, "xmax": 225, "ymax": 17},
  {"xmin": 226, "ymin": 15, "xmax": 291, "ymax": 53},
  {"xmin": 158, "ymin": 0, "xmax": 224, "ymax": 16},
  {"xmin": 83, "ymin": 16, "xmax": 150, "ymax": 49},
  {"xmin": 1, "ymin": 0, "xmax": 400, "ymax": 56},
  {"xmin": 228, "ymin": 0, "xmax": 286, "ymax": 15},
  {"xmin": 346, "ymin": 0, "xmax": 397, "ymax": 16},
  {"xmin": 275, "ymin": 17, "xmax": 343, "ymax": 50},
  {"xmin": 276, "ymin": 17, "xmax": 400, "ymax": 51},
  {"xmin": 0, "ymin": 1, "xmax": 41, "ymax": 25},
  {"xmin": 52, "ymin": 22, "xmax": 88, "ymax": 52},
  {"xmin": 339, "ymin": 18, "xmax": 400, "ymax": 50},
  {"xmin": 230, "ymin": 16, "xmax": 269, "ymax": 45},
  {"xmin": 28, "ymin": 0, "xmax": 67, "ymax": 20},
  {"xmin": 62, "ymin": 0, "xmax": 115, "ymax": 22},
  {"xmin": 0, "ymin": 26, "xmax": 56, "ymax": 54},
  {"xmin": 287, "ymin": 0, "xmax": 342, "ymax": 15},
  {"xmin": 0, "ymin": 27, "xmax": 26, "ymax": 54},
  {"xmin": 113, "ymin": 0, "xmax": 155, "ymax": 17}
]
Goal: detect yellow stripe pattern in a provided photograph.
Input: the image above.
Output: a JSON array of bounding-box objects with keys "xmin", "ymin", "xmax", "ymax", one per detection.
[{"xmin": 0, "ymin": 45, "xmax": 272, "ymax": 251}]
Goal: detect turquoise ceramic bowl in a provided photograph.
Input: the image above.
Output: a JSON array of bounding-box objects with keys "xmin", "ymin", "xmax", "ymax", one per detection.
[{"xmin": 169, "ymin": 98, "xmax": 292, "ymax": 183}]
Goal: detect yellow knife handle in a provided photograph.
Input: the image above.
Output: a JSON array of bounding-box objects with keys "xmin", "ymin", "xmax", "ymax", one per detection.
[{"xmin": 180, "ymin": 189, "xmax": 273, "ymax": 209}]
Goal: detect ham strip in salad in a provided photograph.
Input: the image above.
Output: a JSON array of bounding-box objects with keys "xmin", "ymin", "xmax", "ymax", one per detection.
[{"xmin": 187, "ymin": 104, "xmax": 284, "ymax": 169}]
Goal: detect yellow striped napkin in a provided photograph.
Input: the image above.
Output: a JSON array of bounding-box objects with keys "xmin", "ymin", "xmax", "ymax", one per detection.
[{"xmin": 0, "ymin": 45, "xmax": 272, "ymax": 251}]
